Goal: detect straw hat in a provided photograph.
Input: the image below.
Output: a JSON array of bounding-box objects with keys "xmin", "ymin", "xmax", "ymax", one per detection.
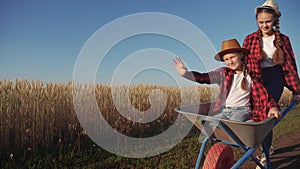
[
  {"xmin": 214, "ymin": 39, "xmax": 249, "ymax": 61},
  {"xmin": 255, "ymin": 0, "xmax": 281, "ymax": 17}
]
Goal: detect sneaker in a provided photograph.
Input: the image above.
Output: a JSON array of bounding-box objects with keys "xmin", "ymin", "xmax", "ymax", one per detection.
[
  {"xmin": 269, "ymin": 145, "xmax": 274, "ymax": 155},
  {"xmin": 255, "ymin": 156, "xmax": 267, "ymax": 169},
  {"xmin": 255, "ymin": 145, "xmax": 274, "ymax": 163}
]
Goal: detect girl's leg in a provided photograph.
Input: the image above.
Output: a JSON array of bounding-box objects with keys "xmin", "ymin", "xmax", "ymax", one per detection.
[
  {"xmin": 228, "ymin": 106, "xmax": 252, "ymax": 122},
  {"xmin": 213, "ymin": 107, "xmax": 251, "ymax": 122},
  {"xmin": 262, "ymin": 65, "xmax": 284, "ymax": 102},
  {"xmin": 262, "ymin": 65, "xmax": 285, "ymax": 154}
]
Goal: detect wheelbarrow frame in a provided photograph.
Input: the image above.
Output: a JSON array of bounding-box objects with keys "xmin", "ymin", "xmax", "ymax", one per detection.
[{"xmin": 174, "ymin": 100, "xmax": 298, "ymax": 169}]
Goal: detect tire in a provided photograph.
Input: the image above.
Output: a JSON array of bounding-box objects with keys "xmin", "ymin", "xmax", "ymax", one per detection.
[{"xmin": 203, "ymin": 143, "xmax": 234, "ymax": 169}]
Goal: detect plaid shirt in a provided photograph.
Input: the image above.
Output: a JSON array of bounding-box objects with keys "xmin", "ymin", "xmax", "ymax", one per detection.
[
  {"xmin": 183, "ymin": 67, "xmax": 279, "ymax": 121},
  {"xmin": 243, "ymin": 30, "xmax": 300, "ymax": 95}
]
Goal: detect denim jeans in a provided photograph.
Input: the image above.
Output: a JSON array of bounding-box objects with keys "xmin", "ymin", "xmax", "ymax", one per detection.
[
  {"xmin": 198, "ymin": 106, "xmax": 252, "ymax": 142},
  {"xmin": 213, "ymin": 106, "xmax": 252, "ymax": 122}
]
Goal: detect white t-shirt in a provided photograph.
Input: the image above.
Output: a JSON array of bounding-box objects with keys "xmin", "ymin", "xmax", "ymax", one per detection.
[
  {"xmin": 260, "ymin": 35, "xmax": 276, "ymax": 68},
  {"xmin": 225, "ymin": 73, "xmax": 252, "ymax": 107}
]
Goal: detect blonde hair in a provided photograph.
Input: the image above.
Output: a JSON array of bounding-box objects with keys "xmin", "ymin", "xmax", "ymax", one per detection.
[{"xmin": 241, "ymin": 55, "xmax": 248, "ymax": 91}]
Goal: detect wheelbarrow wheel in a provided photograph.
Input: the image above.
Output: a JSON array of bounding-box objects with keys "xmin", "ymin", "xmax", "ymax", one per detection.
[{"xmin": 203, "ymin": 143, "xmax": 234, "ymax": 169}]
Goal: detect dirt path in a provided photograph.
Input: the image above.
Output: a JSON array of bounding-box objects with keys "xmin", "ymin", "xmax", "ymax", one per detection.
[
  {"xmin": 270, "ymin": 129, "xmax": 300, "ymax": 169},
  {"xmin": 239, "ymin": 129, "xmax": 300, "ymax": 169}
]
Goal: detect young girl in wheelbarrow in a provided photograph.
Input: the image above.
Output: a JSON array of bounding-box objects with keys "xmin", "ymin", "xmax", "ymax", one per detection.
[{"xmin": 173, "ymin": 38, "xmax": 281, "ymax": 122}]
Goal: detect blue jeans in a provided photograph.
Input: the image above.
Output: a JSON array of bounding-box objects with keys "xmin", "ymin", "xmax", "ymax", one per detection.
[
  {"xmin": 213, "ymin": 106, "xmax": 252, "ymax": 122},
  {"xmin": 198, "ymin": 106, "xmax": 251, "ymax": 141}
]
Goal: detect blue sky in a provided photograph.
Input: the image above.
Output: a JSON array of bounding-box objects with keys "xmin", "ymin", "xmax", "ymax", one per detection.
[{"xmin": 1, "ymin": 0, "xmax": 300, "ymax": 86}]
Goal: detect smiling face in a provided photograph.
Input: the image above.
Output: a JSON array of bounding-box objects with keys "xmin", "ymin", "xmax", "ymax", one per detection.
[
  {"xmin": 223, "ymin": 52, "xmax": 244, "ymax": 74},
  {"xmin": 256, "ymin": 10, "xmax": 276, "ymax": 37}
]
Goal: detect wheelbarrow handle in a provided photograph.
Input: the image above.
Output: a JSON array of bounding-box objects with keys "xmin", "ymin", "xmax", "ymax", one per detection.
[{"xmin": 274, "ymin": 100, "xmax": 298, "ymax": 127}]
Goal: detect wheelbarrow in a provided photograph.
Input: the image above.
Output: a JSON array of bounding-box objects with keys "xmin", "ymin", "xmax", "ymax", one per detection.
[{"xmin": 174, "ymin": 100, "xmax": 298, "ymax": 169}]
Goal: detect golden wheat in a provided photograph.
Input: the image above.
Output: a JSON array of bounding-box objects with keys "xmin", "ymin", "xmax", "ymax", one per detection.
[{"xmin": 0, "ymin": 79, "xmax": 292, "ymax": 153}]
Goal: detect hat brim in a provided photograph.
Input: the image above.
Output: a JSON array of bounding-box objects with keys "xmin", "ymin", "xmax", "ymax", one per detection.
[
  {"xmin": 214, "ymin": 48, "xmax": 250, "ymax": 61},
  {"xmin": 255, "ymin": 6, "xmax": 281, "ymax": 17}
]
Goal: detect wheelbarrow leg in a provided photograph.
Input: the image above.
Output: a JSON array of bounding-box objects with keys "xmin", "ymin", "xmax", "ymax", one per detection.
[
  {"xmin": 230, "ymin": 147, "xmax": 256, "ymax": 169},
  {"xmin": 195, "ymin": 137, "xmax": 209, "ymax": 169},
  {"xmin": 247, "ymin": 143, "xmax": 270, "ymax": 169}
]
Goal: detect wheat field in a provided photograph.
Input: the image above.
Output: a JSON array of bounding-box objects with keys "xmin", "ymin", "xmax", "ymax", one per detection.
[{"xmin": 0, "ymin": 79, "xmax": 292, "ymax": 154}]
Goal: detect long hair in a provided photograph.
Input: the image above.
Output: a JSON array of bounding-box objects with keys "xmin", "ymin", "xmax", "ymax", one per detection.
[
  {"xmin": 256, "ymin": 8, "xmax": 284, "ymax": 65},
  {"xmin": 241, "ymin": 55, "xmax": 248, "ymax": 91}
]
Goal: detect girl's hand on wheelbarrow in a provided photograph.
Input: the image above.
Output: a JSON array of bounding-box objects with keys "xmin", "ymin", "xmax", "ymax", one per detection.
[{"xmin": 267, "ymin": 107, "xmax": 281, "ymax": 119}]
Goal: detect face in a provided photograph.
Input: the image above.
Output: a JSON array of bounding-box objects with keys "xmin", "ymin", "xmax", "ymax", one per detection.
[
  {"xmin": 223, "ymin": 52, "xmax": 244, "ymax": 72},
  {"xmin": 256, "ymin": 12, "xmax": 275, "ymax": 37}
]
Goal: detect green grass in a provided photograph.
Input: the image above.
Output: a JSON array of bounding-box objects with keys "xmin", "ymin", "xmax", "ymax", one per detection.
[
  {"xmin": 273, "ymin": 106, "xmax": 300, "ymax": 141},
  {"xmin": 1, "ymin": 107, "xmax": 299, "ymax": 169}
]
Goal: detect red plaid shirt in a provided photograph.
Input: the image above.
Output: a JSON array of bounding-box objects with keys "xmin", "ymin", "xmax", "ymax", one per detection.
[
  {"xmin": 243, "ymin": 30, "xmax": 300, "ymax": 95},
  {"xmin": 184, "ymin": 67, "xmax": 279, "ymax": 121}
]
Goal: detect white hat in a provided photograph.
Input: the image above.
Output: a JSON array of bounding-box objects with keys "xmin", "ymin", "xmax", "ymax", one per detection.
[{"xmin": 255, "ymin": 0, "xmax": 281, "ymax": 17}]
